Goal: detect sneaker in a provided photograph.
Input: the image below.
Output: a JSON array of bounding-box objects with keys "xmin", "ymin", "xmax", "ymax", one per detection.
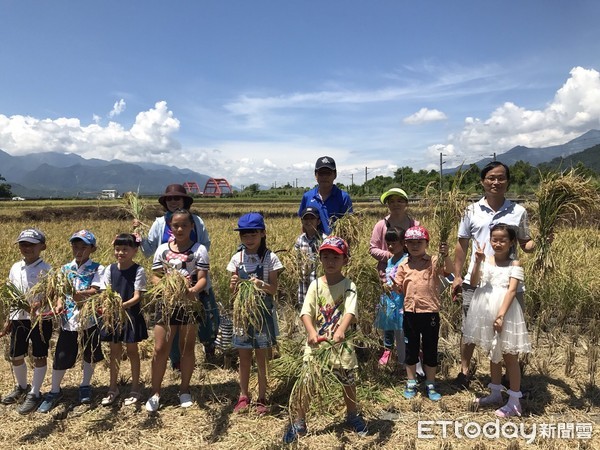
[
  {"xmin": 79, "ymin": 385, "xmax": 92, "ymax": 404},
  {"xmin": 254, "ymin": 398, "xmax": 269, "ymax": 415},
  {"xmin": 233, "ymin": 395, "xmax": 250, "ymax": 413},
  {"xmin": 283, "ymin": 420, "xmax": 307, "ymax": 444},
  {"xmin": 18, "ymin": 392, "xmax": 42, "ymax": 415},
  {"xmin": 453, "ymin": 372, "xmax": 471, "ymax": 390},
  {"xmin": 378, "ymin": 349, "xmax": 391, "ymax": 366},
  {"xmin": 179, "ymin": 392, "xmax": 193, "ymax": 408},
  {"xmin": 1, "ymin": 384, "xmax": 30, "ymax": 405},
  {"xmin": 426, "ymin": 383, "xmax": 442, "ymax": 402},
  {"xmin": 346, "ymin": 413, "xmax": 368, "ymax": 437},
  {"xmin": 37, "ymin": 390, "xmax": 63, "ymax": 413},
  {"xmin": 403, "ymin": 380, "xmax": 418, "ymax": 399},
  {"xmin": 145, "ymin": 394, "xmax": 160, "ymax": 413}
]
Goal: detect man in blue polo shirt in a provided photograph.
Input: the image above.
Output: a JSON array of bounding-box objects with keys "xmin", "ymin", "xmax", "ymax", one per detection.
[{"xmin": 299, "ymin": 156, "xmax": 353, "ymax": 235}]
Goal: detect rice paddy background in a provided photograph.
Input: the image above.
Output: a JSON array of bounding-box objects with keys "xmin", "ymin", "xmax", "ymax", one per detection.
[{"xmin": 0, "ymin": 197, "xmax": 599, "ymax": 449}]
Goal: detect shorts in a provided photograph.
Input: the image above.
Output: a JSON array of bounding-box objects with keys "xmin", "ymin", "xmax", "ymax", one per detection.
[
  {"xmin": 9, "ymin": 319, "xmax": 53, "ymax": 359},
  {"xmin": 155, "ymin": 304, "xmax": 201, "ymax": 326},
  {"xmin": 332, "ymin": 367, "xmax": 356, "ymax": 386},
  {"xmin": 232, "ymin": 296, "xmax": 276, "ymax": 350},
  {"xmin": 53, "ymin": 326, "xmax": 104, "ymax": 370}
]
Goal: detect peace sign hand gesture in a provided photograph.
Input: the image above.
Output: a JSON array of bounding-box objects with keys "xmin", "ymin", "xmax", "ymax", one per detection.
[{"xmin": 474, "ymin": 241, "xmax": 486, "ymax": 264}]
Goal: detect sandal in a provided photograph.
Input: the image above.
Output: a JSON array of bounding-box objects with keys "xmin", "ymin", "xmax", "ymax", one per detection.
[
  {"xmin": 101, "ymin": 389, "xmax": 120, "ymax": 406},
  {"xmin": 495, "ymin": 403, "xmax": 522, "ymax": 418},
  {"xmin": 124, "ymin": 391, "xmax": 141, "ymax": 406}
]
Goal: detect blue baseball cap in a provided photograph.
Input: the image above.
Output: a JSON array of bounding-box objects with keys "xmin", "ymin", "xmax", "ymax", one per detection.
[
  {"xmin": 16, "ymin": 228, "xmax": 46, "ymax": 244},
  {"xmin": 234, "ymin": 212, "xmax": 265, "ymax": 231},
  {"xmin": 69, "ymin": 230, "xmax": 97, "ymax": 246}
]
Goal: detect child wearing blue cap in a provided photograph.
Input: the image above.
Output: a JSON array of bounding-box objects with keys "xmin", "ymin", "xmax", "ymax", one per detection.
[
  {"xmin": 1, "ymin": 228, "xmax": 52, "ymax": 414},
  {"xmin": 294, "ymin": 206, "xmax": 324, "ymax": 309},
  {"xmin": 227, "ymin": 212, "xmax": 283, "ymax": 415},
  {"xmin": 37, "ymin": 230, "xmax": 105, "ymax": 413}
]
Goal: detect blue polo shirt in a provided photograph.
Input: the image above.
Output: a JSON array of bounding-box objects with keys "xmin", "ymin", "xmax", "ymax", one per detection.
[{"xmin": 299, "ymin": 185, "xmax": 353, "ymax": 235}]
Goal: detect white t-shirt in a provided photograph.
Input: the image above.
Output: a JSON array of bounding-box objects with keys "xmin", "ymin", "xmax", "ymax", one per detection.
[
  {"xmin": 8, "ymin": 258, "xmax": 51, "ymax": 321},
  {"xmin": 152, "ymin": 242, "xmax": 211, "ymax": 292},
  {"xmin": 226, "ymin": 249, "xmax": 283, "ymax": 281},
  {"xmin": 458, "ymin": 197, "xmax": 531, "ymax": 289}
]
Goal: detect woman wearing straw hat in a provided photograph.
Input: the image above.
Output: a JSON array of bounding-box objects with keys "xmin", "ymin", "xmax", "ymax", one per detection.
[
  {"xmin": 369, "ymin": 188, "xmax": 419, "ymax": 368},
  {"xmin": 134, "ymin": 184, "xmax": 218, "ymax": 367}
]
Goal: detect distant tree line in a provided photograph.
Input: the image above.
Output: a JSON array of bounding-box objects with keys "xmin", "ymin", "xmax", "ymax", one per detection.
[
  {"xmin": 0, "ymin": 174, "xmax": 12, "ymax": 198},
  {"xmin": 235, "ymin": 160, "xmax": 599, "ymax": 199}
]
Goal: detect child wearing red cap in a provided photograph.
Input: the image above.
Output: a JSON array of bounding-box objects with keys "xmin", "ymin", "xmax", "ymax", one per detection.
[
  {"xmin": 394, "ymin": 226, "xmax": 452, "ymax": 402},
  {"xmin": 283, "ymin": 236, "xmax": 367, "ymax": 443}
]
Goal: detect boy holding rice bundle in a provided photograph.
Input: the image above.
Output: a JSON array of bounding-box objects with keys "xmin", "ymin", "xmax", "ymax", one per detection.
[
  {"xmin": 0, "ymin": 229, "xmax": 52, "ymax": 414},
  {"xmin": 294, "ymin": 206, "xmax": 324, "ymax": 309},
  {"xmin": 37, "ymin": 230, "xmax": 105, "ymax": 413},
  {"xmin": 283, "ymin": 236, "xmax": 367, "ymax": 444}
]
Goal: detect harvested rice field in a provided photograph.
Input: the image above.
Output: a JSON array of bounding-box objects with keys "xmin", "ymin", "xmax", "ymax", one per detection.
[{"xmin": 0, "ymin": 198, "xmax": 599, "ymax": 449}]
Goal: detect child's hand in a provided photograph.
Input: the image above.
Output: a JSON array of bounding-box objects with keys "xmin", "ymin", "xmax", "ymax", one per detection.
[
  {"xmin": 0, "ymin": 321, "xmax": 11, "ymax": 338},
  {"xmin": 30, "ymin": 301, "xmax": 41, "ymax": 316},
  {"xmin": 307, "ymin": 330, "xmax": 319, "ymax": 346},
  {"xmin": 229, "ymin": 274, "xmax": 239, "ymax": 291},
  {"xmin": 250, "ymin": 276, "xmax": 264, "ymax": 290},
  {"xmin": 54, "ymin": 304, "xmax": 64, "ymax": 315},
  {"xmin": 73, "ymin": 291, "xmax": 85, "ymax": 304},
  {"xmin": 332, "ymin": 329, "xmax": 345, "ymax": 343},
  {"xmin": 132, "ymin": 219, "xmax": 142, "ymax": 229},
  {"xmin": 474, "ymin": 241, "xmax": 486, "ymax": 264},
  {"xmin": 186, "ymin": 288, "xmax": 197, "ymax": 302},
  {"xmin": 493, "ymin": 316, "xmax": 504, "ymax": 332},
  {"xmin": 439, "ymin": 242, "xmax": 449, "ymax": 257}
]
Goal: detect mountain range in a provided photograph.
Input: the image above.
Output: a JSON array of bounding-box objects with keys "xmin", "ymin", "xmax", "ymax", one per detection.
[
  {"xmin": 2, "ymin": 129, "xmax": 600, "ymax": 198},
  {"xmin": 448, "ymin": 129, "xmax": 600, "ymax": 171},
  {"xmin": 0, "ymin": 150, "xmax": 212, "ymax": 198}
]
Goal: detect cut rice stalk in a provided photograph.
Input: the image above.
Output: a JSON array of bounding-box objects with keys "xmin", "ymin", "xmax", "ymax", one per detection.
[
  {"xmin": 232, "ymin": 279, "xmax": 267, "ymax": 332},
  {"xmin": 145, "ymin": 267, "xmax": 203, "ymax": 332},
  {"xmin": 532, "ymin": 169, "xmax": 598, "ymax": 277},
  {"xmin": 122, "ymin": 191, "xmax": 149, "ymax": 236}
]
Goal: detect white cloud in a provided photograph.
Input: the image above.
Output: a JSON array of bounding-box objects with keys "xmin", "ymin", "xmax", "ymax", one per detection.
[
  {"xmin": 0, "ymin": 101, "xmax": 180, "ymax": 160},
  {"xmin": 403, "ymin": 108, "xmax": 447, "ymax": 125},
  {"xmin": 108, "ymin": 99, "xmax": 126, "ymax": 118},
  {"xmin": 448, "ymin": 66, "xmax": 600, "ymax": 163}
]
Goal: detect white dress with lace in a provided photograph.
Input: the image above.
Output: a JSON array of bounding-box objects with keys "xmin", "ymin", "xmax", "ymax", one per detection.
[{"xmin": 463, "ymin": 263, "xmax": 531, "ymax": 363}]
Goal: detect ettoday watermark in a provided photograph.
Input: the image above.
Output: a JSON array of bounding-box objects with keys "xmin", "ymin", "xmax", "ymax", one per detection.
[{"xmin": 417, "ymin": 420, "xmax": 593, "ymax": 444}]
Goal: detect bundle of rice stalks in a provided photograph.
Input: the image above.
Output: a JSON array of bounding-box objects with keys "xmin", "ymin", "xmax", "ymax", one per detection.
[
  {"xmin": 28, "ymin": 268, "xmax": 75, "ymax": 316},
  {"xmin": 532, "ymin": 169, "xmax": 598, "ymax": 277},
  {"xmin": 122, "ymin": 191, "xmax": 149, "ymax": 235},
  {"xmin": 331, "ymin": 212, "xmax": 363, "ymax": 248},
  {"xmin": 145, "ymin": 268, "xmax": 202, "ymax": 326},
  {"xmin": 287, "ymin": 334, "xmax": 357, "ymax": 417},
  {"xmin": 81, "ymin": 285, "xmax": 130, "ymax": 335},
  {"xmin": 232, "ymin": 279, "xmax": 267, "ymax": 332},
  {"xmin": 426, "ymin": 169, "xmax": 470, "ymax": 268},
  {"xmin": 0, "ymin": 281, "xmax": 30, "ymax": 324}
]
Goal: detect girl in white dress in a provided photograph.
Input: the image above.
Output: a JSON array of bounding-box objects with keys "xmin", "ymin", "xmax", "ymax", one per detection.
[{"xmin": 463, "ymin": 223, "xmax": 531, "ymax": 417}]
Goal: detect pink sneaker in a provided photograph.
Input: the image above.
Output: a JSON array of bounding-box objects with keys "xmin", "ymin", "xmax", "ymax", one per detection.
[
  {"xmin": 233, "ymin": 396, "xmax": 250, "ymax": 413},
  {"xmin": 378, "ymin": 349, "xmax": 391, "ymax": 366}
]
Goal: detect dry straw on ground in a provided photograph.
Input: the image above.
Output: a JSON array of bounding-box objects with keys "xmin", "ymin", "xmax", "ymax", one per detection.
[{"xmin": 0, "ymin": 199, "xmax": 599, "ymax": 448}]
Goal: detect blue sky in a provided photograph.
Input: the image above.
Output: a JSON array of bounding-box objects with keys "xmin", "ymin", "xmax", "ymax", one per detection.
[{"xmin": 1, "ymin": 1, "xmax": 600, "ymax": 188}]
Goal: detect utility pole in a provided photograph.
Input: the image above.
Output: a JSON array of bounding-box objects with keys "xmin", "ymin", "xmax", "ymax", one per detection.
[{"xmin": 439, "ymin": 152, "xmax": 446, "ymax": 192}]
